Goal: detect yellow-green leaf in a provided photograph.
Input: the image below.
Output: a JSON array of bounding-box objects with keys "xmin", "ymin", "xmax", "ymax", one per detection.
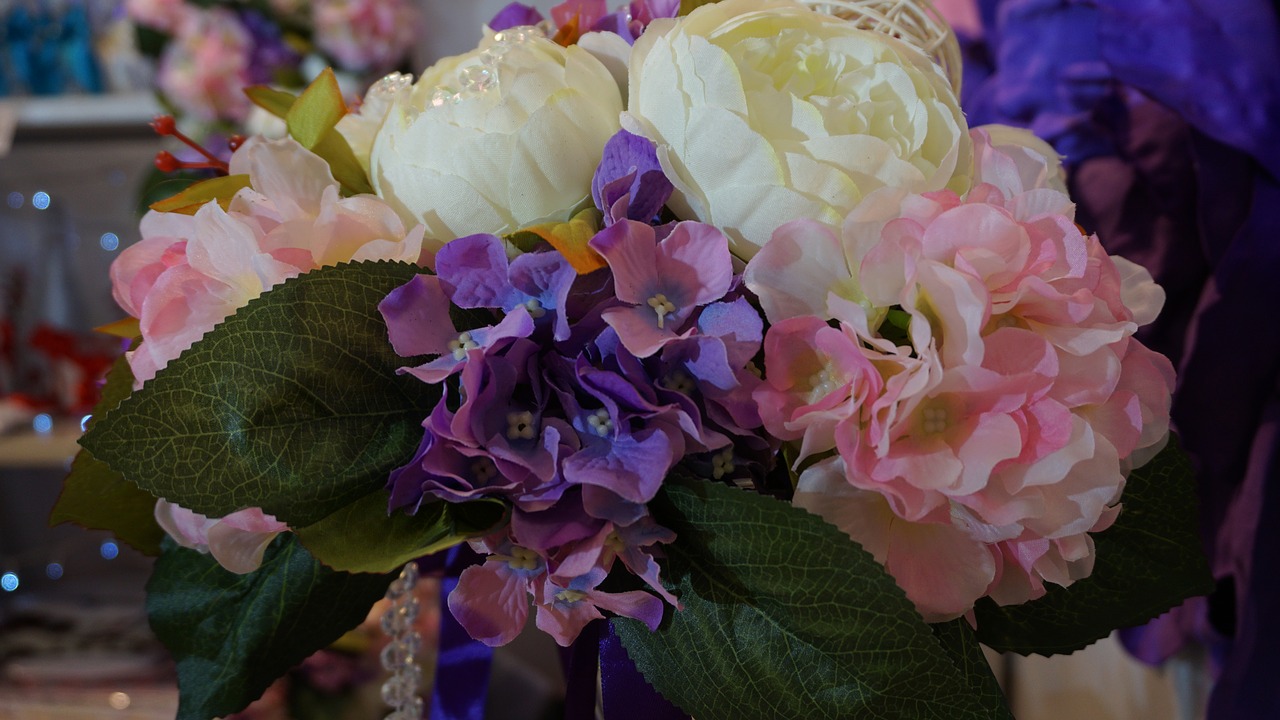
[
  {"xmin": 149, "ymin": 174, "xmax": 252, "ymax": 215},
  {"xmin": 95, "ymin": 316, "xmax": 141, "ymax": 340},
  {"xmin": 51, "ymin": 352, "xmax": 164, "ymax": 556},
  {"xmin": 295, "ymin": 491, "xmax": 507, "ymax": 574},
  {"xmin": 313, "ymin": 129, "xmax": 373, "ymax": 195},
  {"xmin": 244, "ymin": 85, "xmax": 297, "ymax": 119},
  {"xmin": 679, "ymin": 0, "xmax": 719, "ymax": 15},
  {"xmin": 286, "ymin": 68, "xmax": 347, "ymax": 150}
]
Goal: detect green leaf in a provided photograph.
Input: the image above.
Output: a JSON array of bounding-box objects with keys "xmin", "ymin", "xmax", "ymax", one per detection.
[
  {"xmin": 295, "ymin": 491, "xmax": 507, "ymax": 574},
  {"xmin": 974, "ymin": 437, "xmax": 1213, "ymax": 655},
  {"xmin": 51, "ymin": 352, "xmax": 164, "ymax": 555},
  {"xmin": 614, "ymin": 473, "xmax": 1009, "ymax": 720},
  {"xmin": 149, "ymin": 174, "xmax": 252, "ymax": 215},
  {"xmin": 930, "ymin": 620, "xmax": 1012, "ymax": 718},
  {"xmin": 82, "ymin": 261, "xmax": 437, "ymax": 527},
  {"xmin": 313, "ymin": 128, "xmax": 374, "ymax": 195},
  {"xmin": 679, "ymin": 0, "xmax": 719, "ymax": 15},
  {"xmin": 244, "ymin": 84, "xmax": 297, "ymax": 119},
  {"xmin": 286, "ymin": 68, "xmax": 346, "ymax": 150},
  {"xmin": 147, "ymin": 535, "xmax": 393, "ymax": 720}
]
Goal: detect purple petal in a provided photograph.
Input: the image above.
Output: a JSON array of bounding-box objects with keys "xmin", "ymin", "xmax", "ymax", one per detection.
[
  {"xmin": 379, "ymin": 275, "xmax": 457, "ymax": 357},
  {"xmin": 657, "ymin": 221, "xmax": 734, "ymax": 309},
  {"xmin": 581, "ymin": 484, "xmax": 648, "ymax": 525},
  {"xmin": 564, "ymin": 428, "xmax": 673, "ymax": 504},
  {"xmin": 589, "ymin": 588, "xmax": 665, "ymax": 631},
  {"xmin": 603, "ymin": 305, "xmax": 692, "ymax": 358},
  {"xmin": 510, "ymin": 251, "xmax": 577, "ymax": 340},
  {"xmin": 590, "ymin": 220, "xmax": 658, "ymax": 305},
  {"xmin": 675, "ymin": 336, "xmax": 738, "ymax": 391},
  {"xmin": 592, "ymin": 130, "xmax": 673, "ymax": 223},
  {"xmin": 590, "ymin": 13, "xmax": 638, "ymax": 43},
  {"xmin": 534, "ymin": 593, "xmax": 603, "ymax": 647},
  {"xmin": 436, "ymin": 234, "xmax": 520, "ymax": 310},
  {"xmin": 632, "ymin": 0, "xmax": 679, "ymax": 24},
  {"xmin": 697, "ymin": 298, "xmax": 764, "ymax": 368},
  {"xmin": 448, "ymin": 563, "xmax": 534, "ymax": 647},
  {"xmin": 488, "ymin": 2, "xmax": 544, "ymax": 31},
  {"xmin": 511, "ymin": 491, "xmax": 603, "ymax": 551}
]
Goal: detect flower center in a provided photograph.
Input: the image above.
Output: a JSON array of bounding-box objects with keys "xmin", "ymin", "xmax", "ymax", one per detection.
[
  {"xmin": 662, "ymin": 370, "xmax": 695, "ymax": 395},
  {"xmin": 505, "ymin": 545, "xmax": 541, "ymax": 572},
  {"xmin": 921, "ymin": 406, "xmax": 948, "ymax": 434},
  {"xmin": 472, "ymin": 459, "xmax": 498, "ymax": 483},
  {"xmin": 507, "ymin": 411, "xmax": 536, "ymax": 440},
  {"xmin": 586, "ymin": 408, "xmax": 613, "ymax": 437},
  {"xmin": 647, "ymin": 293, "xmax": 677, "ymax": 329},
  {"xmin": 448, "ymin": 331, "xmax": 480, "ymax": 361},
  {"xmin": 523, "ymin": 298, "xmax": 546, "ymax": 319},
  {"xmin": 807, "ymin": 364, "xmax": 840, "ymax": 403},
  {"xmin": 555, "ymin": 588, "xmax": 588, "ymax": 604},
  {"xmin": 711, "ymin": 447, "xmax": 735, "ymax": 480}
]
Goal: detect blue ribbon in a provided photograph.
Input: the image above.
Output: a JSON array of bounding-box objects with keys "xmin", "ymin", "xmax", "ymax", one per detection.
[{"xmin": 425, "ymin": 546, "xmax": 493, "ymax": 720}]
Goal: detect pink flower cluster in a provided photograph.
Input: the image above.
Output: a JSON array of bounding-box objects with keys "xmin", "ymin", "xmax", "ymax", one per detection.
[
  {"xmin": 112, "ymin": 137, "xmax": 424, "ymax": 572},
  {"xmin": 313, "ymin": 0, "xmax": 418, "ymax": 73},
  {"xmin": 745, "ymin": 128, "xmax": 1175, "ymax": 621},
  {"xmin": 154, "ymin": 7, "xmax": 255, "ymax": 123}
]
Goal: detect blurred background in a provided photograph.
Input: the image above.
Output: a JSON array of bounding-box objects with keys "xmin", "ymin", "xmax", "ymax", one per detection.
[{"xmin": 1, "ymin": 0, "xmax": 1275, "ymax": 718}]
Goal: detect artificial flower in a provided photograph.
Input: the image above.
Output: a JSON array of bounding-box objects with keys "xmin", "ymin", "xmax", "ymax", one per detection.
[
  {"xmin": 369, "ymin": 30, "xmax": 624, "ymax": 249},
  {"xmin": 623, "ymin": 0, "xmax": 971, "ymax": 259},
  {"xmin": 313, "ymin": 0, "xmax": 418, "ymax": 73},
  {"xmin": 751, "ymin": 128, "xmax": 1175, "ymax": 619}
]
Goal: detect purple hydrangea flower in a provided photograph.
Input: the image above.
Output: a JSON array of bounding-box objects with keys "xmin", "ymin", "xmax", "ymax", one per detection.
[{"xmin": 592, "ymin": 130, "xmax": 674, "ymax": 226}]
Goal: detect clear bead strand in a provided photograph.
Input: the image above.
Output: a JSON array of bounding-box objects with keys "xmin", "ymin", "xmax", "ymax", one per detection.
[{"xmin": 380, "ymin": 562, "xmax": 423, "ymax": 720}]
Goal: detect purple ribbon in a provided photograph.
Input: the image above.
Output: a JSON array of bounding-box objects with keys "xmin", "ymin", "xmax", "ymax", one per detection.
[
  {"xmin": 600, "ymin": 622, "xmax": 689, "ymax": 720},
  {"xmin": 560, "ymin": 619, "xmax": 690, "ymax": 720},
  {"xmin": 560, "ymin": 620, "xmax": 602, "ymax": 720},
  {"xmin": 425, "ymin": 546, "xmax": 492, "ymax": 720}
]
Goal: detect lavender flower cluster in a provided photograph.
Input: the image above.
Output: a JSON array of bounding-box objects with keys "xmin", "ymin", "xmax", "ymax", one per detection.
[{"xmin": 379, "ymin": 131, "xmax": 778, "ymax": 647}]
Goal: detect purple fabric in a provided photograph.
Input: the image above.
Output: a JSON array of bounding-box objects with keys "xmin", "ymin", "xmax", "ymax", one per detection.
[
  {"xmin": 428, "ymin": 547, "xmax": 494, "ymax": 720},
  {"xmin": 1095, "ymin": 0, "xmax": 1280, "ymax": 178},
  {"xmin": 600, "ymin": 622, "xmax": 689, "ymax": 720},
  {"xmin": 488, "ymin": 3, "xmax": 544, "ymax": 31}
]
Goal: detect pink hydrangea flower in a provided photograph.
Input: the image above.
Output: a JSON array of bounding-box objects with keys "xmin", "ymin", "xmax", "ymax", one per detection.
[
  {"xmin": 748, "ymin": 126, "xmax": 1175, "ymax": 620},
  {"xmin": 157, "ymin": 8, "xmax": 254, "ymax": 123},
  {"xmin": 124, "ymin": 0, "xmax": 193, "ymax": 33},
  {"xmin": 111, "ymin": 136, "xmax": 425, "ymax": 573},
  {"xmin": 313, "ymin": 0, "xmax": 418, "ymax": 73}
]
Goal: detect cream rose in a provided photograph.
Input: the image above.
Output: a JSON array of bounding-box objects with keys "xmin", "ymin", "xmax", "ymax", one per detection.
[
  {"xmin": 369, "ymin": 31, "xmax": 624, "ymax": 250},
  {"xmin": 624, "ymin": 0, "xmax": 970, "ymax": 259}
]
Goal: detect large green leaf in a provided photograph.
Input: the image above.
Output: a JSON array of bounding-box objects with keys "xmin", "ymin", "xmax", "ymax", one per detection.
[
  {"xmin": 614, "ymin": 473, "xmax": 1009, "ymax": 720},
  {"xmin": 51, "ymin": 352, "xmax": 164, "ymax": 555},
  {"xmin": 930, "ymin": 620, "xmax": 1011, "ymax": 717},
  {"xmin": 82, "ymin": 261, "xmax": 437, "ymax": 527},
  {"xmin": 147, "ymin": 536, "xmax": 393, "ymax": 720},
  {"xmin": 974, "ymin": 437, "xmax": 1213, "ymax": 655},
  {"xmin": 295, "ymin": 490, "xmax": 507, "ymax": 574}
]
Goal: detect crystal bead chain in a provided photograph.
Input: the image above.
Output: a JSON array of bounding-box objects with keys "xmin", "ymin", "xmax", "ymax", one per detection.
[{"xmin": 381, "ymin": 562, "xmax": 423, "ymax": 720}]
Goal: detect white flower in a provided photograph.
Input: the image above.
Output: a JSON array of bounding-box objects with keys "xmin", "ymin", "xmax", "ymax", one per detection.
[
  {"xmin": 369, "ymin": 32, "xmax": 624, "ymax": 251},
  {"xmin": 624, "ymin": 0, "xmax": 970, "ymax": 259}
]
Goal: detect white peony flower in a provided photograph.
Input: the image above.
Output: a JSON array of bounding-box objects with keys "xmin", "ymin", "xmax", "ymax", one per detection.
[
  {"xmin": 369, "ymin": 31, "xmax": 624, "ymax": 251},
  {"xmin": 624, "ymin": 0, "xmax": 970, "ymax": 259}
]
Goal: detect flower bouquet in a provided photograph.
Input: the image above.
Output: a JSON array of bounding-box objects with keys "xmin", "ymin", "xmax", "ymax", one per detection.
[{"xmin": 54, "ymin": 1, "xmax": 1212, "ymax": 718}]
